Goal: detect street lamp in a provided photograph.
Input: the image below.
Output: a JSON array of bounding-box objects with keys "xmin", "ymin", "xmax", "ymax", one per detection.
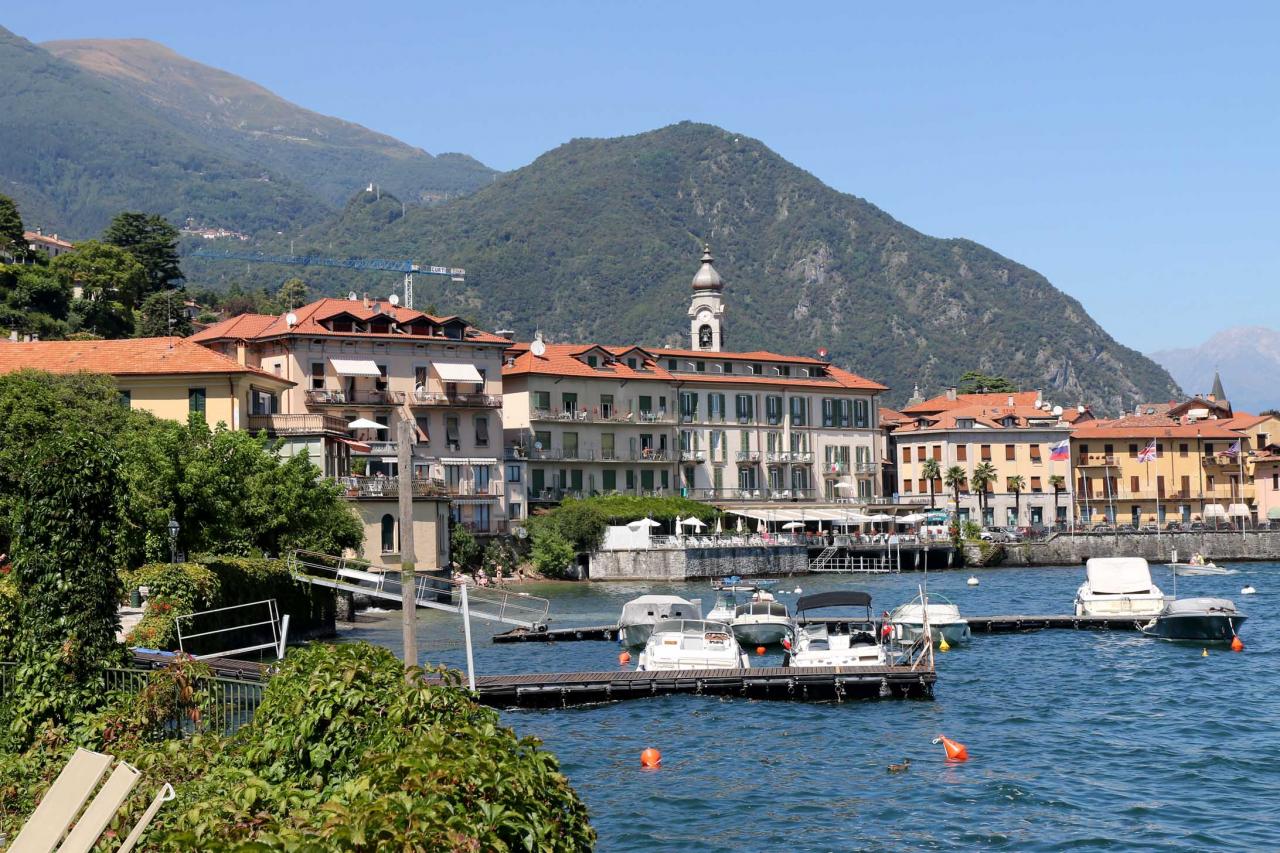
[{"xmin": 167, "ymin": 518, "xmax": 180, "ymax": 564}]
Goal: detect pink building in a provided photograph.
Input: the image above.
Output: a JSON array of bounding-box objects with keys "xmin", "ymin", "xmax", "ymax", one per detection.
[{"xmin": 1256, "ymin": 452, "xmax": 1280, "ymax": 528}]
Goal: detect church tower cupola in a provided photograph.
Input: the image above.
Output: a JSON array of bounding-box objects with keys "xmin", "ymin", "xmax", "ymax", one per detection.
[{"xmin": 688, "ymin": 244, "xmax": 726, "ymax": 352}]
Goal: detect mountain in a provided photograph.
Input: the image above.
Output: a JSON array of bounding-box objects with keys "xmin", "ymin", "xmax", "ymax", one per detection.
[
  {"xmin": 226, "ymin": 122, "xmax": 1179, "ymax": 412},
  {"xmin": 44, "ymin": 38, "xmax": 496, "ymax": 207},
  {"xmin": 0, "ymin": 26, "xmax": 328, "ymax": 237},
  {"xmin": 1150, "ymin": 326, "xmax": 1280, "ymax": 414}
]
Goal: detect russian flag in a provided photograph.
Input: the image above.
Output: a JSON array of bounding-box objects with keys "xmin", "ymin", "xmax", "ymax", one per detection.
[{"xmin": 1049, "ymin": 439, "xmax": 1070, "ymax": 461}]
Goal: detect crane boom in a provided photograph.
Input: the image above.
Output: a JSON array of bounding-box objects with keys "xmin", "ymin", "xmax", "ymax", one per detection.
[{"xmin": 188, "ymin": 249, "xmax": 464, "ymax": 309}]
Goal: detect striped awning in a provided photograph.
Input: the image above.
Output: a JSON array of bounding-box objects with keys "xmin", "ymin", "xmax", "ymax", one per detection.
[{"xmin": 335, "ymin": 437, "xmax": 371, "ymax": 453}]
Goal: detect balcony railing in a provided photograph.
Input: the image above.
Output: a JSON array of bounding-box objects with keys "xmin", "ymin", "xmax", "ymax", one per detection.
[
  {"xmin": 247, "ymin": 413, "xmax": 348, "ymax": 435},
  {"xmin": 1204, "ymin": 454, "xmax": 1243, "ymax": 467},
  {"xmin": 529, "ymin": 487, "xmax": 675, "ymax": 503},
  {"xmin": 1077, "ymin": 453, "xmax": 1118, "ymax": 467},
  {"xmin": 822, "ymin": 461, "xmax": 849, "ymax": 475},
  {"xmin": 410, "ymin": 390, "xmax": 502, "ymax": 408},
  {"xmin": 680, "ymin": 450, "xmax": 707, "ymax": 462},
  {"xmin": 350, "ymin": 440, "xmax": 399, "ymax": 456},
  {"xmin": 333, "ymin": 476, "xmax": 447, "ymax": 498},
  {"xmin": 531, "ymin": 408, "xmax": 675, "ymax": 425},
  {"xmin": 854, "ymin": 462, "xmax": 879, "ymax": 475},
  {"xmin": 683, "ymin": 487, "xmax": 819, "ymax": 502},
  {"xmin": 764, "ymin": 451, "xmax": 815, "ymax": 464},
  {"xmin": 306, "ymin": 388, "xmax": 403, "ymax": 407},
  {"xmin": 736, "ymin": 450, "xmax": 762, "ymax": 463},
  {"xmin": 444, "ymin": 480, "xmax": 503, "ymax": 498}
]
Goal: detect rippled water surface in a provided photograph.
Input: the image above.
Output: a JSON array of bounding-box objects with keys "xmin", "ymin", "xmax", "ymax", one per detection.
[{"xmin": 344, "ymin": 562, "xmax": 1279, "ymax": 852}]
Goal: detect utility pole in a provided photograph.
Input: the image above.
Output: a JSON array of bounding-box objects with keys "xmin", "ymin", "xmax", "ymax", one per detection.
[{"xmin": 397, "ymin": 418, "xmax": 418, "ymax": 678}]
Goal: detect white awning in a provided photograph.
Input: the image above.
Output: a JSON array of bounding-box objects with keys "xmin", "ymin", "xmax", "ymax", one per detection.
[
  {"xmin": 442, "ymin": 458, "xmax": 469, "ymax": 465},
  {"xmin": 331, "ymin": 359, "xmax": 382, "ymax": 377},
  {"xmin": 1228, "ymin": 503, "xmax": 1252, "ymax": 517},
  {"xmin": 1203, "ymin": 504, "xmax": 1227, "ymax": 517},
  {"xmin": 468, "ymin": 457, "xmax": 498, "ymax": 465},
  {"xmin": 434, "ymin": 362, "xmax": 485, "ymax": 383}
]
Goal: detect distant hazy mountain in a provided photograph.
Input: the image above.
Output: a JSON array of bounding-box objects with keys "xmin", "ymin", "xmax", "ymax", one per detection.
[
  {"xmin": 1150, "ymin": 326, "xmax": 1280, "ymax": 414},
  {"xmin": 209, "ymin": 122, "xmax": 1180, "ymax": 412},
  {"xmin": 0, "ymin": 26, "xmax": 325, "ymax": 237},
  {"xmin": 44, "ymin": 38, "xmax": 496, "ymax": 207}
]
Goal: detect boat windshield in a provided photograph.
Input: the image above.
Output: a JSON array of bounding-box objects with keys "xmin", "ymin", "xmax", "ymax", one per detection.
[{"xmin": 734, "ymin": 601, "xmax": 789, "ymax": 618}]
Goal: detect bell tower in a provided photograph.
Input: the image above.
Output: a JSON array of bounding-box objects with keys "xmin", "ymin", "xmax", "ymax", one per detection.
[{"xmin": 688, "ymin": 244, "xmax": 726, "ymax": 352}]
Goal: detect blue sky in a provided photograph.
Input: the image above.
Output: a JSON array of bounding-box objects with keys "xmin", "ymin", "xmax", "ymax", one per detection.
[{"xmin": 8, "ymin": 2, "xmax": 1278, "ymax": 353}]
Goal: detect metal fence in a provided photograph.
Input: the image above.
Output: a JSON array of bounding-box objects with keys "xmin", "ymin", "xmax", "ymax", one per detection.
[{"xmin": 0, "ymin": 662, "xmax": 265, "ymax": 737}]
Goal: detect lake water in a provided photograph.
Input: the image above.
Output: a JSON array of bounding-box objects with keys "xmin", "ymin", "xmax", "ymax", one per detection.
[{"xmin": 343, "ymin": 562, "xmax": 1277, "ymax": 852}]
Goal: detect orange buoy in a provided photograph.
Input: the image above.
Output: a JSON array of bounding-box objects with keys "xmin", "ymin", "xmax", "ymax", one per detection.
[
  {"xmin": 1231, "ymin": 635, "xmax": 1244, "ymax": 652},
  {"xmin": 932, "ymin": 735, "xmax": 969, "ymax": 762},
  {"xmin": 756, "ymin": 646, "xmax": 766, "ymax": 656},
  {"xmin": 618, "ymin": 650, "xmax": 631, "ymax": 665},
  {"xmin": 640, "ymin": 747, "xmax": 661, "ymax": 768},
  {"xmin": 781, "ymin": 637, "xmax": 792, "ymax": 651}
]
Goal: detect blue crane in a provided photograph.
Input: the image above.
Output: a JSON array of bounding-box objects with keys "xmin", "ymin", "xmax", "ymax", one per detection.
[{"xmin": 188, "ymin": 248, "xmax": 465, "ymax": 310}]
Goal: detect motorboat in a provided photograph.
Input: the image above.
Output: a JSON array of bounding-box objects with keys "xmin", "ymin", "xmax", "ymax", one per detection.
[
  {"xmin": 1141, "ymin": 597, "xmax": 1246, "ymax": 642},
  {"xmin": 1167, "ymin": 553, "xmax": 1234, "ymax": 576},
  {"xmin": 636, "ymin": 619, "xmax": 751, "ymax": 671},
  {"xmin": 784, "ymin": 591, "xmax": 888, "ymax": 668},
  {"xmin": 617, "ymin": 595, "xmax": 702, "ymax": 648},
  {"xmin": 706, "ymin": 589, "xmax": 737, "ymax": 623},
  {"xmin": 1074, "ymin": 558, "xmax": 1167, "ymax": 617},
  {"xmin": 888, "ymin": 592, "xmax": 970, "ymax": 647},
  {"xmin": 730, "ymin": 591, "xmax": 793, "ymax": 647}
]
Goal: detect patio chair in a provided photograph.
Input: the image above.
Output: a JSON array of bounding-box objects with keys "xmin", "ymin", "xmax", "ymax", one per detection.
[{"xmin": 9, "ymin": 747, "xmax": 174, "ymax": 853}]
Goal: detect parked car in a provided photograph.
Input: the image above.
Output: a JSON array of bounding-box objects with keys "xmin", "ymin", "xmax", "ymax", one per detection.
[
  {"xmin": 979, "ymin": 527, "xmax": 1021, "ymax": 543},
  {"xmin": 1116, "ymin": 524, "xmax": 1138, "ymax": 534},
  {"xmin": 1090, "ymin": 524, "xmax": 1114, "ymax": 534},
  {"xmin": 1139, "ymin": 523, "xmax": 1159, "ymax": 533},
  {"xmin": 1189, "ymin": 522, "xmax": 1208, "ymax": 532},
  {"xmin": 1163, "ymin": 521, "xmax": 1185, "ymax": 532}
]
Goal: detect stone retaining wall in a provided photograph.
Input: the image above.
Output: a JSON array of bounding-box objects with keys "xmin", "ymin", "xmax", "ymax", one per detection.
[
  {"xmin": 587, "ymin": 546, "xmax": 809, "ymax": 581},
  {"xmin": 1003, "ymin": 531, "xmax": 1280, "ymax": 566}
]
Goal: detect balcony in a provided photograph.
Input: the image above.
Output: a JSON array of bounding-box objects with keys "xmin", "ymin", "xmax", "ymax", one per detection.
[
  {"xmin": 247, "ymin": 413, "xmax": 348, "ymax": 435},
  {"xmin": 531, "ymin": 408, "xmax": 675, "ymax": 425},
  {"xmin": 306, "ymin": 388, "xmax": 403, "ymax": 407},
  {"xmin": 530, "ymin": 487, "xmax": 675, "ymax": 503},
  {"xmin": 444, "ymin": 480, "xmax": 504, "ymax": 499},
  {"xmin": 821, "ymin": 461, "xmax": 849, "ymax": 475},
  {"xmin": 683, "ymin": 487, "xmax": 818, "ymax": 502},
  {"xmin": 853, "ymin": 462, "xmax": 879, "ymax": 475},
  {"xmin": 333, "ymin": 476, "xmax": 447, "ymax": 499},
  {"xmin": 410, "ymin": 390, "xmax": 502, "ymax": 408},
  {"xmin": 765, "ymin": 451, "xmax": 815, "ymax": 464},
  {"xmin": 1203, "ymin": 454, "xmax": 1242, "ymax": 467},
  {"xmin": 736, "ymin": 450, "xmax": 762, "ymax": 463},
  {"xmin": 680, "ymin": 450, "xmax": 707, "ymax": 462},
  {"xmin": 1077, "ymin": 453, "xmax": 1118, "ymax": 467},
  {"xmin": 350, "ymin": 440, "xmax": 399, "ymax": 456}
]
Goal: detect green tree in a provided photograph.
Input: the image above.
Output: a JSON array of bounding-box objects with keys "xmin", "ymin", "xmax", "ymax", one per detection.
[
  {"xmin": 957, "ymin": 371, "xmax": 1018, "ymax": 394},
  {"xmin": 449, "ymin": 523, "xmax": 481, "ymax": 570},
  {"xmin": 1049, "ymin": 474, "xmax": 1066, "ymax": 527},
  {"xmin": 136, "ymin": 289, "xmax": 194, "ymax": 337},
  {"xmin": 530, "ymin": 526, "xmax": 575, "ymax": 578},
  {"xmin": 970, "ymin": 462, "xmax": 998, "ymax": 518},
  {"xmin": 102, "ymin": 212, "xmax": 183, "ymax": 302},
  {"xmin": 278, "ymin": 276, "xmax": 310, "ymax": 309},
  {"xmin": 943, "ymin": 465, "xmax": 967, "ymax": 513},
  {"xmin": 5, "ymin": 265, "xmax": 70, "ymax": 320},
  {"xmin": 921, "ymin": 457, "xmax": 941, "ymax": 509},
  {"xmin": 52, "ymin": 241, "xmax": 144, "ymax": 337},
  {"xmin": 0, "ymin": 194, "xmax": 30, "ymax": 262},
  {"xmin": 1007, "ymin": 474, "xmax": 1025, "ymax": 528}
]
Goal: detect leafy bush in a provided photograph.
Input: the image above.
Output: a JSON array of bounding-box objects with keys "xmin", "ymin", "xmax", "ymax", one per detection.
[
  {"xmin": 450, "ymin": 523, "xmax": 481, "ymax": 570},
  {"xmin": 530, "ymin": 527, "xmax": 576, "ymax": 578},
  {"xmin": 961, "ymin": 520, "xmax": 982, "ymax": 541},
  {"xmin": 121, "ymin": 562, "xmax": 220, "ymax": 648}
]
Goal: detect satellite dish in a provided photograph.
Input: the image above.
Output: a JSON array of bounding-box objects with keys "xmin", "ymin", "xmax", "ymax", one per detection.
[
  {"xmin": 388, "ymin": 293, "xmax": 400, "ymax": 306},
  {"xmin": 533, "ymin": 441, "xmax": 543, "ymax": 450},
  {"xmin": 1052, "ymin": 405, "xmax": 1064, "ymax": 416},
  {"xmin": 347, "ymin": 291, "xmax": 358, "ymax": 301},
  {"xmin": 285, "ymin": 312, "xmax": 298, "ymax": 328},
  {"xmin": 530, "ymin": 339, "xmax": 546, "ymax": 357}
]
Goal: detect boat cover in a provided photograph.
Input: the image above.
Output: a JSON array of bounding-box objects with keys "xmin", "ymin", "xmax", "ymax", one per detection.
[
  {"xmin": 1085, "ymin": 558, "xmax": 1154, "ymax": 594},
  {"xmin": 1163, "ymin": 597, "xmax": 1237, "ymax": 615},
  {"xmin": 620, "ymin": 596, "xmax": 700, "ymax": 623},
  {"xmin": 796, "ymin": 591, "xmax": 872, "ymax": 612}
]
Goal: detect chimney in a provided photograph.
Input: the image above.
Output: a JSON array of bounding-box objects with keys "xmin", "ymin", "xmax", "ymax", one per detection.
[
  {"xmin": 8, "ymin": 331, "xmax": 16, "ymax": 342},
  {"xmin": 235, "ymin": 343, "xmax": 247, "ymax": 365},
  {"xmin": 35, "ymin": 226, "xmax": 42, "ymax": 236},
  {"xmin": 1007, "ymin": 395, "xmax": 1014, "ymax": 406},
  {"xmin": 363, "ymin": 292, "xmax": 370, "ymax": 308},
  {"xmin": 946, "ymin": 387, "xmax": 957, "ymax": 401},
  {"xmin": 495, "ymin": 329, "xmax": 516, "ymax": 341}
]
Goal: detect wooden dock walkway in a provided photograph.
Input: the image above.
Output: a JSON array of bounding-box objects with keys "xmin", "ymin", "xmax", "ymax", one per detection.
[
  {"xmin": 493, "ymin": 624, "xmax": 619, "ymax": 643},
  {"xmin": 457, "ymin": 664, "xmax": 936, "ymax": 708},
  {"xmin": 967, "ymin": 614, "xmax": 1146, "ymax": 633}
]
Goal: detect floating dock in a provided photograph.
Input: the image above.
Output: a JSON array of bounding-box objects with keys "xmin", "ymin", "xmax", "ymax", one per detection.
[
  {"xmin": 966, "ymin": 614, "xmax": 1146, "ymax": 633},
  {"xmin": 457, "ymin": 664, "xmax": 935, "ymax": 708},
  {"xmin": 493, "ymin": 624, "xmax": 619, "ymax": 643}
]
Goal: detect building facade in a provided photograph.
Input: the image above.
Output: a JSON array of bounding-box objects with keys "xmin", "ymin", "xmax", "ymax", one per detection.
[
  {"xmin": 501, "ymin": 248, "xmax": 888, "ymax": 510},
  {"xmin": 1255, "ymin": 453, "xmax": 1280, "ymax": 527}
]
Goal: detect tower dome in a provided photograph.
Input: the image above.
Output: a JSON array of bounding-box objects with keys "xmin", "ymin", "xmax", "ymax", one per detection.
[{"xmin": 691, "ymin": 244, "xmax": 724, "ymax": 292}]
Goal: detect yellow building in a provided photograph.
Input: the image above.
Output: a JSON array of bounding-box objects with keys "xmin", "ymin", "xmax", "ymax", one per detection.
[{"xmin": 0, "ymin": 336, "xmax": 292, "ymax": 429}]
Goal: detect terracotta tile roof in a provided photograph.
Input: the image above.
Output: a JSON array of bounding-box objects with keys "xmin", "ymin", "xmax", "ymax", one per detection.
[
  {"xmin": 503, "ymin": 342, "xmax": 887, "ymax": 391},
  {"xmin": 1218, "ymin": 413, "xmax": 1272, "ymax": 431},
  {"xmin": 649, "ymin": 347, "xmax": 830, "ymax": 365},
  {"xmin": 0, "ymin": 337, "xmax": 292, "ymax": 384},
  {"xmin": 901, "ymin": 390, "xmax": 1041, "ymax": 416},
  {"xmin": 1070, "ymin": 416, "xmax": 1242, "ymax": 440},
  {"xmin": 891, "ymin": 403, "xmax": 1069, "ymax": 433},
  {"xmin": 23, "ymin": 230, "xmax": 74, "ymax": 249},
  {"xmin": 189, "ymin": 297, "xmax": 510, "ymax": 345},
  {"xmin": 879, "ymin": 406, "xmax": 910, "ymax": 427}
]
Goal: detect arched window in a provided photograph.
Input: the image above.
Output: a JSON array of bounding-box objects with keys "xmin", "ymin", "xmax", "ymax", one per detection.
[
  {"xmin": 380, "ymin": 513, "xmax": 397, "ymax": 554},
  {"xmin": 698, "ymin": 324, "xmax": 713, "ymax": 348}
]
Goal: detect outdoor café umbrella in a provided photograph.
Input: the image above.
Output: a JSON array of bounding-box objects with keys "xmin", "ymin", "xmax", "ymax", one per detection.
[
  {"xmin": 682, "ymin": 517, "xmax": 706, "ymax": 530},
  {"xmin": 347, "ymin": 417, "xmax": 386, "ymax": 430},
  {"xmin": 781, "ymin": 521, "xmax": 805, "ymax": 530},
  {"xmin": 898, "ymin": 513, "xmax": 928, "ymax": 524},
  {"xmin": 714, "ymin": 516, "xmax": 723, "ymax": 535},
  {"xmin": 834, "ymin": 481, "xmax": 856, "ymax": 491},
  {"xmin": 628, "ymin": 517, "xmax": 662, "ymax": 529}
]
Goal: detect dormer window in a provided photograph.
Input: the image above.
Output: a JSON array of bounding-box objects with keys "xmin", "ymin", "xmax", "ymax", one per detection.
[
  {"xmin": 627, "ymin": 357, "xmax": 637, "ymax": 369},
  {"xmin": 667, "ymin": 358, "xmax": 677, "ymax": 370},
  {"xmin": 779, "ymin": 365, "xmax": 791, "ymax": 377},
  {"xmin": 585, "ymin": 355, "xmax": 598, "ymax": 367},
  {"xmin": 723, "ymin": 362, "xmax": 733, "ymax": 374},
  {"xmin": 751, "ymin": 364, "xmax": 762, "ymax": 376},
  {"xmin": 958, "ymin": 418, "xmax": 975, "ymax": 429},
  {"xmin": 696, "ymin": 360, "xmax": 706, "ymax": 372},
  {"xmin": 800, "ymin": 367, "xmax": 810, "ymax": 377}
]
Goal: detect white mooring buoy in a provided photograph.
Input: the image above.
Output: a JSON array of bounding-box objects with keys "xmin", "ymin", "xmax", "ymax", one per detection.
[
  {"xmin": 1241, "ymin": 585, "xmax": 1257, "ymax": 595},
  {"xmin": 967, "ymin": 576, "xmax": 980, "ymax": 587}
]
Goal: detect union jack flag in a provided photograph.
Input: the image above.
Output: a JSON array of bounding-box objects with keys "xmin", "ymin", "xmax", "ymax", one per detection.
[{"xmin": 1137, "ymin": 439, "xmax": 1158, "ymax": 463}]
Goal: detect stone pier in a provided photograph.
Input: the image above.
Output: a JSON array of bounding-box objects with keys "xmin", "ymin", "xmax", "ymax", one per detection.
[
  {"xmin": 1001, "ymin": 531, "xmax": 1280, "ymax": 566},
  {"xmin": 587, "ymin": 545, "xmax": 808, "ymax": 581}
]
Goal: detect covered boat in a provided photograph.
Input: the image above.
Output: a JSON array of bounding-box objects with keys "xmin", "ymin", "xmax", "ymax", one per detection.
[
  {"xmin": 888, "ymin": 592, "xmax": 970, "ymax": 647},
  {"xmin": 617, "ymin": 595, "xmax": 702, "ymax": 648},
  {"xmin": 636, "ymin": 619, "xmax": 751, "ymax": 671},
  {"xmin": 784, "ymin": 591, "xmax": 887, "ymax": 668},
  {"xmin": 1074, "ymin": 558, "xmax": 1166, "ymax": 617},
  {"xmin": 1141, "ymin": 597, "xmax": 1246, "ymax": 642},
  {"xmin": 731, "ymin": 592, "xmax": 793, "ymax": 647}
]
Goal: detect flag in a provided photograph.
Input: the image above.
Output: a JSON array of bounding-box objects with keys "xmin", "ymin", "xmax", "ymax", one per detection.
[
  {"xmin": 1223, "ymin": 440, "xmax": 1241, "ymax": 458},
  {"xmin": 1137, "ymin": 439, "xmax": 1158, "ymax": 463},
  {"xmin": 1049, "ymin": 439, "xmax": 1070, "ymax": 461}
]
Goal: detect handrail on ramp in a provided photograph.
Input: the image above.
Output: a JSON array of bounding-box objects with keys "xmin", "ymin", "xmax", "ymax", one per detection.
[{"xmin": 288, "ymin": 550, "xmax": 550, "ymax": 629}]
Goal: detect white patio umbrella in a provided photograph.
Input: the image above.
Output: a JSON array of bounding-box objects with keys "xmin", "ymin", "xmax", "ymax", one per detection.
[
  {"xmin": 834, "ymin": 481, "xmax": 857, "ymax": 491},
  {"xmin": 781, "ymin": 521, "xmax": 805, "ymax": 530},
  {"xmin": 627, "ymin": 517, "xmax": 661, "ymax": 529},
  {"xmin": 865, "ymin": 513, "xmax": 894, "ymax": 522},
  {"xmin": 736, "ymin": 517, "xmax": 744, "ymax": 533},
  {"xmin": 714, "ymin": 516, "xmax": 723, "ymax": 535},
  {"xmin": 898, "ymin": 513, "xmax": 928, "ymax": 523},
  {"xmin": 347, "ymin": 417, "xmax": 386, "ymax": 430},
  {"xmin": 681, "ymin": 517, "xmax": 706, "ymax": 529}
]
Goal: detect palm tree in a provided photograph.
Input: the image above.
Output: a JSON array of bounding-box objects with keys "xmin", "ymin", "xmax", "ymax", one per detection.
[
  {"xmin": 921, "ymin": 458, "xmax": 941, "ymax": 509},
  {"xmin": 970, "ymin": 462, "xmax": 998, "ymax": 521},
  {"xmin": 1007, "ymin": 475, "xmax": 1026, "ymax": 529},
  {"xmin": 1049, "ymin": 474, "xmax": 1065, "ymax": 528},
  {"xmin": 943, "ymin": 465, "xmax": 967, "ymax": 513}
]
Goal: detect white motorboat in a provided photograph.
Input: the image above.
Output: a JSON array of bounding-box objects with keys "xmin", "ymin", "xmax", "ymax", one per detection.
[
  {"xmin": 617, "ymin": 595, "xmax": 702, "ymax": 648},
  {"xmin": 1167, "ymin": 553, "xmax": 1234, "ymax": 576},
  {"xmin": 706, "ymin": 589, "xmax": 740, "ymax": 623},
  {"xmin": 784, "ymin": 591, "xmax": 888, "ymax": 668},
  {"xmin": 730, "ymin": 591, "xmax": 793, "ymax": 647},
  {"xmin": 1141, "ymin": 597, "xmax": 1247, "ymax": 642},
  {"xmin": 888, "ymin": 592, "xmax": 970, "ymax": 647},
  {"xmin": 1074, "ymin": 558, "xmax": 1167, "ymax": 617},
  {"xmin": 636, "ymin": 619, "xmax": 751, "ymax": 671}
]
